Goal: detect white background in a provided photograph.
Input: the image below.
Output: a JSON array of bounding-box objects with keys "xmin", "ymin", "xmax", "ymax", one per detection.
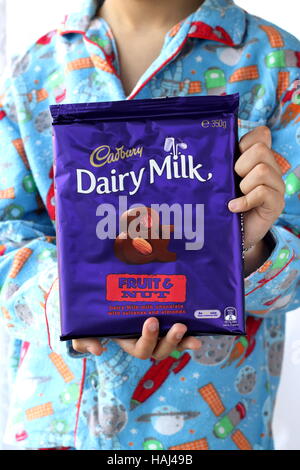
[
  {"xmin": 4, "ymin": 0, "xmax": 300, "ymax": 58},
  {"xmin": 0, "ymin": 0, "xmax": 300, "ymax": 451}
]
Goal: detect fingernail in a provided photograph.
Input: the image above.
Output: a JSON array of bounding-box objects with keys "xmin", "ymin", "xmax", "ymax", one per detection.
[
  {"xmin": 148, "ymin": 321, "xmax": 158, "ymax": 332},
  {"xmin": 229, "ymin": 200, "xmax": 239, "ymax": 211}
]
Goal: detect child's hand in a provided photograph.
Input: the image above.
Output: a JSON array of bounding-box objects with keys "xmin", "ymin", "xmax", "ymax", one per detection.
[
  {"xmin": 228, "ymin": 126, "xmax": 285, "ymax": 274},
  {"xmin": 72, "ymin": 317, "xmax": 201, "ymax": 359}
]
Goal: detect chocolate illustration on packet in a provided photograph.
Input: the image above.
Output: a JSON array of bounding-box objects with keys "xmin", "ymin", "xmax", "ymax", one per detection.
[
  {"xmin": 114, "ymin": 207, "xmax": 177, "ymax": 264},
  {"xmin": 50, "ymin": 94, "xmax": 245, "ymax": 340}
]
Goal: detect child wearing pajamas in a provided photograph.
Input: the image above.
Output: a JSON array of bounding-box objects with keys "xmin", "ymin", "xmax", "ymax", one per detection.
[{"xmin": 0, "ymin": 0, "xmax": 299, "ymax": 450}]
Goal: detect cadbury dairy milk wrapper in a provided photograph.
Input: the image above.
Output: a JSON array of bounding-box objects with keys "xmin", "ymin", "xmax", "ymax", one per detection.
[{"xmin": 50, "ymin": 94, "xmax": 245, "ymax": 340}]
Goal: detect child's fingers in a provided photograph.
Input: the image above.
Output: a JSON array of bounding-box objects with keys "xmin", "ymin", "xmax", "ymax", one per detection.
[
  {"xmin": 151, "ymin": 323, "xmax": 188, "ymax": 361},
  {"xmin": 239, "ymin": 125, "xmax": 272, "ymax": 153},
  {"xmin": 115, "ymin": 317, "xmax": 159, "ymax": 360},
  {"xmin": 72, "ymin": 338, "xmax": 104, "ymax": 355},
  {"xmin": 176, "ymin": 336, "xmax": 202, "ymax": 352},
  {"xmin": 132, "ymin": 317, "xmax": 160, "ymax": 359}
]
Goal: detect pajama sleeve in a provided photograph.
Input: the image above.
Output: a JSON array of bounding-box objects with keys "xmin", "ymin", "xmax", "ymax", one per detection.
[
  {"xmin": 244, "ymin": 73, "xmax": 300, "ymax": 318},
  {"xmin": 0, "ymin": 77, "xmax": 65, "ymax": 353}
]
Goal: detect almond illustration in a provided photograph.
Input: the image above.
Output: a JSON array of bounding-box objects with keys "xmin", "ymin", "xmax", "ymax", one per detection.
[{"xmin": 132, "ymin": 238, "xmax": 153, "ymax": 255}]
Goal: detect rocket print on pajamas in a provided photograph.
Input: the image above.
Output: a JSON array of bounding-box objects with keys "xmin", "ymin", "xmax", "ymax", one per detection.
[
  {"xmin": 130, "ymin": 351, "xmax": 191, "ymax": 409},
  {"xmin": 169, "ymin": 437, "xmax": 209, "ymax": 450}
]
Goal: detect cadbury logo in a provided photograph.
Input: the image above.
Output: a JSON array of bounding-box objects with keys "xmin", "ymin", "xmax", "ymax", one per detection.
[
  {"xmin": 90, "ymin": 145, "xmax": 143, "ymax": 167},
  {"xmin": 78, "ymin": 138, "xmax": 213, "ymax": 197}
]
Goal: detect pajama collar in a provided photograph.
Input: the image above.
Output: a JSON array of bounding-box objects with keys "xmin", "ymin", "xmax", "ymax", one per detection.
[{"xmin": 59, "ymin": 0, "xmax": 247, "ymax": 47}]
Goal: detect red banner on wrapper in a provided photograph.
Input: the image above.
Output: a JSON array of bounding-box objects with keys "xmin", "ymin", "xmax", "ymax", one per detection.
[{"xmin": 106, "ymin": 274, "xmax": 186, "ymax": 302}]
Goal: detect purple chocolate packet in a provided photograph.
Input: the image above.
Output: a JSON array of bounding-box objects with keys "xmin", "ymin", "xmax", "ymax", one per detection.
[{"xmin": 50, "ymin": 94, "xmax": 245, "ymax": 340}]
